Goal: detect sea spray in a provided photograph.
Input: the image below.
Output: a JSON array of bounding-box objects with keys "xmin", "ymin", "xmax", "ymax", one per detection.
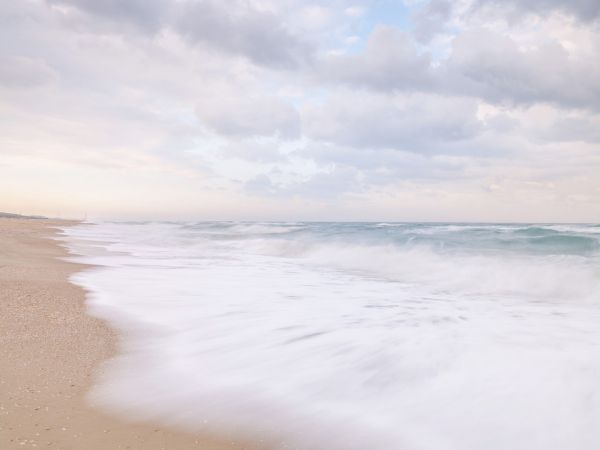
[{"xmin": 61, "ymin": 222, "xmax": 600, "ymax": 450}]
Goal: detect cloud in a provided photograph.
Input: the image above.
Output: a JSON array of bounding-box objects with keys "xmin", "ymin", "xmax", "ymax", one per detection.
[
  {"xmin": 196, "ymin": 91, "xmax": 301, "ymax": 139},
  {"xmin": 470, "ymin": 0, "xmax": 600, "ymax": 22},
  {"xmin": 319, "ymin": 2, "xmax": 600, "ymax": 112},
  {"xmin": 412, "ymin": 0, "xmax": 453, "ymax": 43},
  {"xmin": 218, "ymin": 140, "xmax": 290, "ymax": 163},
  {"xmin": 303, "ymin": 91, "xmax": 482, "ymax": 153},
  {"xmin": 519, "ymin": 106, "xmax": 600, "ymax": 143},
  {"xmin": 300, "ymin": 143, "xmax": 468, "ymax": 181},
  {"xmin": 46, "ymin": 0, "xmax": 169, "ymax": 33},
  {"xmin": 46, "ymin": 0, "xmax": 312, "ymax": 68},
  {"xmin": 176, "ymin": 0, "xmax": 312, "ymax": 68},
  {"xmin": 543, "ymin": 116, "xmax": 600, "ymax": 143},
  {"xmin": 446, "ymin": 29, "xmax": 600, "ymax": 110},
  {"xmin": 245, "ymin": 166, "xmax": 363, "ymax": 199},
  {"xmin": 320, "ymin": 26, "xmax": 432, "ymax": 91},
  {"xmin": 3, "ymin": 0, "xmax": 600, "ymax": 220},
  {"xmin": 0, "ymin": 56, "xmax": 58, "ymax": 88},
  {"xmin": 286, "ymin": 166, "xmax": 363, "ymax": 198}
]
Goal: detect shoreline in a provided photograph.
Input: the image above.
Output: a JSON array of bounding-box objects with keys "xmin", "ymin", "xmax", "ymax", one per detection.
[{"xmin": 0, "ymin": 219, "xmax": 266, "ymax": 449}]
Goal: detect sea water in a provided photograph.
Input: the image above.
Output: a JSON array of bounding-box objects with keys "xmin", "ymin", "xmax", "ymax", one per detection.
[{"xmin": 60, "ymin": 222, "xmax": 600, "ymax": 450}]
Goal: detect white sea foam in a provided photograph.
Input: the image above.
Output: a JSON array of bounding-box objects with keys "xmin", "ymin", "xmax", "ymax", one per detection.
[{"xmin": 60, "ymin": 222, "xmax": 600, "ymax": 450}]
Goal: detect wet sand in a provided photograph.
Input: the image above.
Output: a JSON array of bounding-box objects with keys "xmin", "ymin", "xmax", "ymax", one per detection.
[{"xmin": 0, "ymin": 218, "xmax": 267, "ymax": 450}]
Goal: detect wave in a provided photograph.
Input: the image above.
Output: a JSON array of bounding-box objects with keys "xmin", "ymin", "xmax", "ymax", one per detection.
[
  {"xmin": 528, "ymin": 234, "xmax": 599, "ymax": 253},
  {"xmin": 513, "ymin": 226, "xmax": 559, "ymax": 236},
  {"xmin": 59, "ymin": 221, "xmax": 600, "ymax": 450},
  {"xmin": 253, "ymin": 238, "xmax": 600, "ymax": 302}
]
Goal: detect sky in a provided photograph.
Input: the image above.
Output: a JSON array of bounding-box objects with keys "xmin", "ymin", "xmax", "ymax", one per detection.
[{"xmin": 1, "ymin": 0, "xmax": 600, "ymax": 221}]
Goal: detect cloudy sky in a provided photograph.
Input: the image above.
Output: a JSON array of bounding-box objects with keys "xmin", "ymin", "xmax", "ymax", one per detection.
[{"xmin": 1, "ymin": 0, "xmax": 600, "ymax": 221}]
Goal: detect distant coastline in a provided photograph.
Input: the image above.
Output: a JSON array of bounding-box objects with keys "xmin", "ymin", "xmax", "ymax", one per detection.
[{"xmin": 0, "ymin": 211, "xmax": 48, "ymax": 219}]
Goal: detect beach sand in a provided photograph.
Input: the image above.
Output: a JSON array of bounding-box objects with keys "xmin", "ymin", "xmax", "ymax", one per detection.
[{"xmin": 0, "ymin": 219, "xmax": 267, "ymax": 450}]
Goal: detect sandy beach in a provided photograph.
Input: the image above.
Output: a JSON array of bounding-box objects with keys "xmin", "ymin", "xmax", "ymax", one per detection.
[{"xmin": 0, "ymin": 219, "xmax": 266, "ymax": 450}]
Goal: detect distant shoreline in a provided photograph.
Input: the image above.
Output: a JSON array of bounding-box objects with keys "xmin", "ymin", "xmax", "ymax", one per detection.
[{"xmin": 0, "ymin": 212, "xmax": 48, "ymax": 219}]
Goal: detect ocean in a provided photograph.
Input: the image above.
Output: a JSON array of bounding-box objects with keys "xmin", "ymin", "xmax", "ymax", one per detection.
[{"xmin": 60, "ymin": 222, "xmax": 600, "ymax": 450}]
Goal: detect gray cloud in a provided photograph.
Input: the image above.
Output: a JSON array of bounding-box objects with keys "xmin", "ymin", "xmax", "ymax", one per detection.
[
  {"xmin": 534, "ymin": 116, "xmax": 600, "ymax": 143},
  {"xmin": 46, "ymin": 0, "xmax": 311, "ymax": 68},
  {"xmin": 446, "ymin": 29, "xmax": 600, "ymax": 110},
  {"xmin": 471, "ymin": 0, "xmax": 600, "ymax": 22},
  {"xmin": 318, "ymin": 23, "xmax": 600, "ymax": 111},
  {"xmin": 176, "ymin": 0, "xmax": 312, "ymax": 68},
  {"xmin": 47, "ymin": 0, "xmax": 169, "ymax": 32},
  {"xmin": 412, "ymin": 0, "xmax": 453, "ymax": 43}
]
